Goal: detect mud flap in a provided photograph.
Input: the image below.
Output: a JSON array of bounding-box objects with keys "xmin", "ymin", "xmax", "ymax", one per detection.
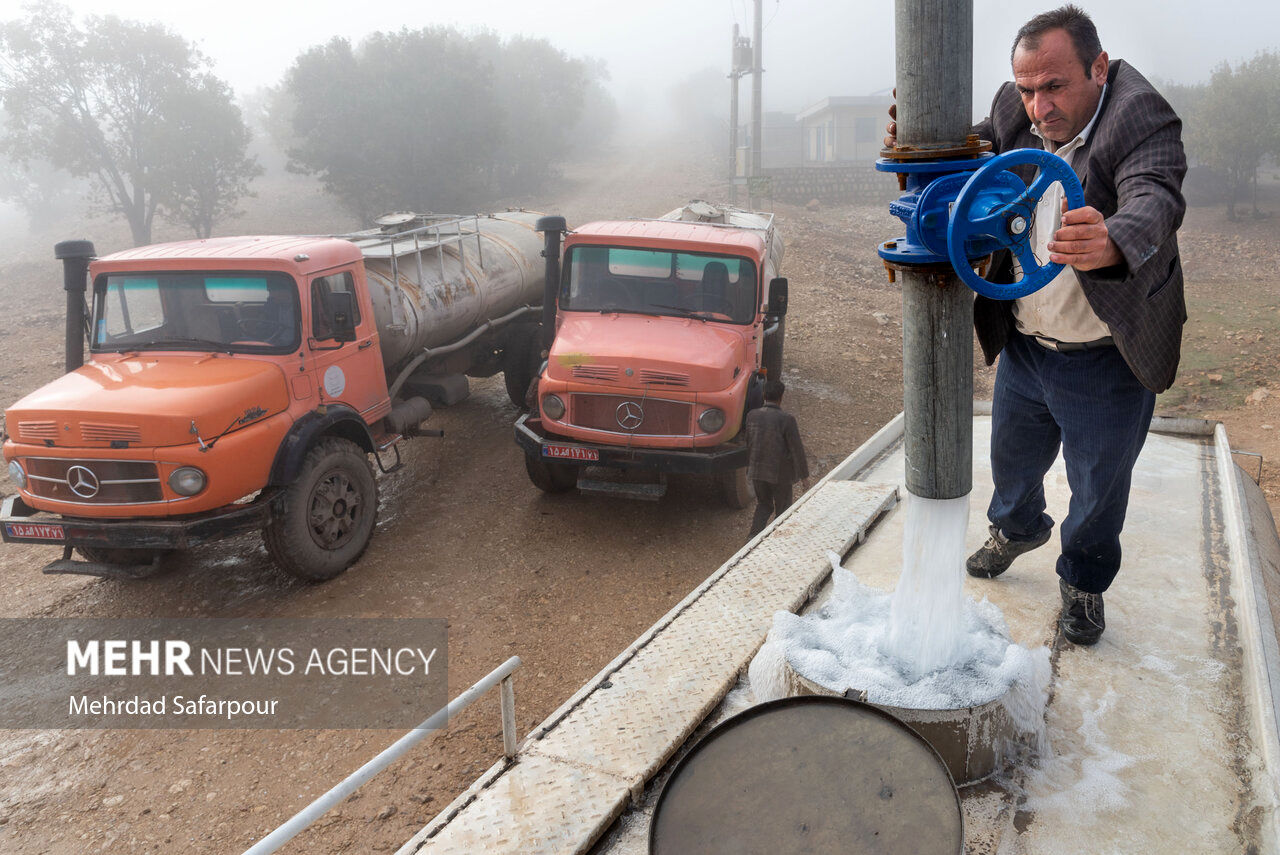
[{"xmin": 42, "ymin": 556, "xmax": 166, "ymax": 580}]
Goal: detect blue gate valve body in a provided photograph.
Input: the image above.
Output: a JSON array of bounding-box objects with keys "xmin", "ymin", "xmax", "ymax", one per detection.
[{"xmin": 877, "ymin": 148, "xmax": 1085, "ymax": 300}]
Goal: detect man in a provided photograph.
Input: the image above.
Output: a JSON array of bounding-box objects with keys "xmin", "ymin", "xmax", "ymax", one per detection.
[
  {"xmin": 887, "ymin": 6, "xmax": 1187, "ymax": 645},
  {"xmin": 745, "ymin": 379, "xmax": 810, "ymax": 538}
]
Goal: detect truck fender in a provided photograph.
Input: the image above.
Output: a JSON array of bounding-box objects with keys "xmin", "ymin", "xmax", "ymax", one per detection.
[{"xmin": 268, "ymin": 405, "xmax": 376, "ymax": 487}]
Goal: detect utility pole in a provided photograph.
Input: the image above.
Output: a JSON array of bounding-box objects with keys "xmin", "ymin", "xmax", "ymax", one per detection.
[
  {"xmin": 750, "ymin": 0, "xmax": 763, "ymax": 178},
  {"xmin": 729, "ymin": 24, "xmax": 741, "ymax": 203}
]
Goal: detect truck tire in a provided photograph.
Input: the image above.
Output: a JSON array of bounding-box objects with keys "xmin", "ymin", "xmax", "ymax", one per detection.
[
  {"xmin": 719, "ymin": 468, "xmax": 754, "ymax": 509},
  {"xmin": 503, "ymin": 324, "xmax": 541, "ymax": 409},
  {"xmin": 77, "ymin": 546, "xmax": 171, "ymax": 575},
  {"xmin": 524, "ymin": 453, "xmax": 578, "ymax": 493},
  {"xmin": 263, "ymin": 437, "xmax": 377, "ymax": 582}
]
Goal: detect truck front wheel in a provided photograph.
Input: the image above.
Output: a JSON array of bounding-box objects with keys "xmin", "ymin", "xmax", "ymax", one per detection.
[
  {"xmin": 524, "ymin": 453, "xmax": 578, "ymax": 493},
  {"xmin": 718, "ymin": 468, "xmax": 754, "ymax": 510},
  {"xmin": 264, "ymin": 437, "xmax": 378, "ymax": 582},
  {"xmin": 503, "ymin": 324, "xmax": 542, "ymax": 409}
]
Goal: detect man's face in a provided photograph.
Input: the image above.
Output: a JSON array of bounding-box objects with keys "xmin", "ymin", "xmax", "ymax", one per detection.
[{"xmin": 1012, "ymin": 28, "xmax": 1108, "ymax": 144}]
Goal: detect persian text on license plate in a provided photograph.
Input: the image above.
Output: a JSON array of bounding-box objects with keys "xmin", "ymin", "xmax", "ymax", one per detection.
[
  {"xmin": 543, "ymin": 444, "xmax": 598, "ymax": 462},
  {"xmin": 5, "ymin": 522, "xmax": 65, "ymax": 541}
]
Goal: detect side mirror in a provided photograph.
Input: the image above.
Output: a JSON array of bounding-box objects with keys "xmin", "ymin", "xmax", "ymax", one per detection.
[
  {"xmin": 767, "ymin": 277, "xmax": 788, "ymax": 317},
  {"xmin": 324, "ymin": 290, "xmax": 357, "ymax": 343}
]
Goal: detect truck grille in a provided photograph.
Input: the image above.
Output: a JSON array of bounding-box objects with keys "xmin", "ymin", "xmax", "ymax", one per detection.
[
  {"xmin": 572, "ymin": 364, "xmax": 620, "ymax": 382},
  {"xmin": 79, "ymin": 422, "xmax": 143, "ymax": 444},
  {"xmin": 23, "ymin": 458, "xmax": 163, "ymax": 505},
  {"xmin": 638, "ymin": 370, "xmax": 690, "ymax": 387},
  {"xmin": 17, "ymin": 421, "xmax": 57, "ymax": 442},
  {"xmin": 570, "ymin": 394, "xmax": 691, "ymax": 436}
]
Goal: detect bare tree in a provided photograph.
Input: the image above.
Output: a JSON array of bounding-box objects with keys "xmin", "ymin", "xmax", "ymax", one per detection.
[{"xmin": 0, "ymin": 5, "xmax": 259, "ymax": 244}]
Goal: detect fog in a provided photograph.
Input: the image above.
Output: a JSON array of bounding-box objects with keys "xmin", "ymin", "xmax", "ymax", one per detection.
[
  {"xmin": 3, "ymin": 0, "xmax": 1276, "ymax": 237},
  {"xmin": 42, "ymin": 0, "xmax": 1280, "ymax": 119}
]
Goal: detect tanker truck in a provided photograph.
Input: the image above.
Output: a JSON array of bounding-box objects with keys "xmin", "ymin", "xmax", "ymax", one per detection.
[
  {"xmin": 1, "ymin": 211, "xmax": 549, "ymax": 581},
  {"xmin": 514, "ymin": 202, "xmax": 789, "ymax": 506}
]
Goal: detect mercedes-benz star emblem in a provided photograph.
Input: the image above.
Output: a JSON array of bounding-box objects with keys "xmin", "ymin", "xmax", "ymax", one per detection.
[
  {"xmin": 615, "ymin": 401, "xmax": 644, "ymax": 431},
  {"xmin": 66, "ymin": 465, "xmax": 100, "ymax": 498}
]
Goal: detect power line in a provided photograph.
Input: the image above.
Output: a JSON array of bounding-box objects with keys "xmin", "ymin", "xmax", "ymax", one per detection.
[{"xmin": 764, "ymin": 0, "xmax": 782, "ymax": 30}]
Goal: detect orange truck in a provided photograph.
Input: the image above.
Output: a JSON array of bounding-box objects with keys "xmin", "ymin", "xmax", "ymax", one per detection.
[
  {"xmin": 2, "ymin": 212, "xmax": 550, "ymax": 580},
  {"xmin": 516, "ymin": 202, "xmax": 788, "ymax": 505}
]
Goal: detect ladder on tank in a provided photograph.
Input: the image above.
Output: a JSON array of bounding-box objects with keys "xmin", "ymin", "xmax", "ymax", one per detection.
[{"xmin": 339, "ymin": 214, "xmax": 488, "ymax": 288}]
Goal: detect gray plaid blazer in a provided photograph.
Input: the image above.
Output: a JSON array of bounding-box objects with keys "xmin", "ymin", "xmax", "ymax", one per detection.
[
  {"xmin": 746, "ymin": 403, "xmax": 809, "ymax": 486},
  {"xmin": 972, "ymin": 59, "xmax": 1188, "ymax": 393}
]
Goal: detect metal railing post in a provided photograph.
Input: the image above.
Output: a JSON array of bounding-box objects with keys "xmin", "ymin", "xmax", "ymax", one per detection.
[
  {"xmin": 500, "ymin": 674, "xmax": 517, "ymax": 759},
  {"xmin": 241, "ymin": 656, "xmax": 521, "ymax": 855}
]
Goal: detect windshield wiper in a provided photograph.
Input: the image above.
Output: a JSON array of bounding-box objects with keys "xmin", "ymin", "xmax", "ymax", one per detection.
[
  {"xmin": 130, "ymin": 337, "xmax": 234, "ymax": 352},
  {"xmin": 649, "ymin": 304, "xmax": 710, "ymax": 322}
]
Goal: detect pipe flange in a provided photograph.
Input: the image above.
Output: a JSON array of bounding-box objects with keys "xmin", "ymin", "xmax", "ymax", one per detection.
[
  {"xmin": 878, "ymin": 135, "xmax": 992, "ymax": 163},
  {"xmin": 881, "ymin": 253, "xmax": 990, "ymax": 285}
]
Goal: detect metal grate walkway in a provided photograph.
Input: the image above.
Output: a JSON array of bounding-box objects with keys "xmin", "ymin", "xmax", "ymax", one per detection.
[{"xmin": 398, "ymin": 479, "xmax": 898, "ymax": 855}]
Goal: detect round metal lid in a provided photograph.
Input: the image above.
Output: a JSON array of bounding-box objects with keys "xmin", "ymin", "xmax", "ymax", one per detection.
[
  {"xmin": 649, "ymin": 696, "xmax": 963, "ymax": 855},
  {"xmin": 374, "ymin": 211, "xmax": 417, "ymax": 227}
]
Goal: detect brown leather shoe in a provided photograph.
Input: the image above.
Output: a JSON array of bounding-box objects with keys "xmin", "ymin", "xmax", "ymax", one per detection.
[
  {"xmin": 1059, "ymin": 579, "xmax": 1105, "ymax": 645},
  {"xmin": 965, "ymin": 525, "xmax": 1051, "ymax": 579}
]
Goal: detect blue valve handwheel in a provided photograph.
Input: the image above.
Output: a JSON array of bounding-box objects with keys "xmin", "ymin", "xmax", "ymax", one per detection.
[{"xmin": 946, "ymin": 148, "xmax": 1085, "ymax": 300}]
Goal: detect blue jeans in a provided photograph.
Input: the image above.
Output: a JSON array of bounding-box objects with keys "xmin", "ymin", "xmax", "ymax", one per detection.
[{"xmin": 987, "ymin": 331, "xmax": 1155, "ymax": 595}]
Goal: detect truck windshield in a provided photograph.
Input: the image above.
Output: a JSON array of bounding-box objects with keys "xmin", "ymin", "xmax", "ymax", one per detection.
[
  {"xmin": 561, "ymin": 246, "xmax": 758, "ymax": 325},
  {"xmin": 91, "ymin": 272, "xmax": 301, "ymax": 354}
]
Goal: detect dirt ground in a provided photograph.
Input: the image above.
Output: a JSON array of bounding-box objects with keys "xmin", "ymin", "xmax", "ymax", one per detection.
[{"xmin": 0, "ymin": 142, "xmax": 1275, "ymax": 854}]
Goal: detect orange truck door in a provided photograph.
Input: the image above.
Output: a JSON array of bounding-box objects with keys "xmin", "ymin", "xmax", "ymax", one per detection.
[{"xmin": 308, "ymin": 269, "xmax": 388, "ymax": 422}]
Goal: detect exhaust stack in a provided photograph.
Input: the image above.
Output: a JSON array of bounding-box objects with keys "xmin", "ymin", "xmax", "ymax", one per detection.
[
  {"xmin": 534, "ymin": 216, "xmax": 566, "ymax": 354},
  {"xmin": 55, "ymin": 240, "xmax": 96, "ymax": 374}
]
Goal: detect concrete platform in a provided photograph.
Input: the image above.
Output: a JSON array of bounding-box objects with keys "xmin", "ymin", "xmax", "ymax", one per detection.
[{"xmin": 400, "ymin": 413, "xmax": 1280, "ymax": 854}]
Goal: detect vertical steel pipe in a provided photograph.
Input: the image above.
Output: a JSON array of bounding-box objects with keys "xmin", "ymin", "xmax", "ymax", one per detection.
[
  {"xmin": 901, "ymin": 267, "xmax": 973, "ymax": 499},
  {"xmin": 895, "ymin": 0, "xmax": 974, "ymax": 500}
]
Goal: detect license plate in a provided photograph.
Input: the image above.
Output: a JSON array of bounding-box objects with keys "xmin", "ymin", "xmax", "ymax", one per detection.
[
  {"xmin": 5, "ymin": 522, "xmax": 66, "ymax": 541},
  {"xmin": 543, "ymin": 444, "xmax": 598, "ymax": 462}
]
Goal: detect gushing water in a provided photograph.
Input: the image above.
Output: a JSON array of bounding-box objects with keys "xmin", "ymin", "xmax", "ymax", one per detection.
[
  {"xmin": 886, "ymin": 492, "xmax": 969, "ymax": 677},
  {"xmin": 748, "ymin": 491, "xmax": 1051, "ymax": 755}
]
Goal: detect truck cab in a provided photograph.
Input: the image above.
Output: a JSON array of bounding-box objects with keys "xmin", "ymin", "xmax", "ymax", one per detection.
[
  {"xmin": 4, "ymin": 213, "xmax": 549, "ymax": 582},
  {"xmin": 515, "ymin": 204, "xmax": 787, "ymax": 505},
  {"xmin": 2, "ymin": 237, "xmax": 396, "ymax": 581}
]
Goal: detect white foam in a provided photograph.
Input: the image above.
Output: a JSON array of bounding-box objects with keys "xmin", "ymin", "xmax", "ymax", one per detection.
[
  {"xmin": 1020, "ymin": 689, "xmax": 1135, "ymax": 816},
  {"xmin": 745, "ymin": 492, "xmax": 1053, "ymax": 776},
  {"xmin": 746, "ymin": 626, "xmax": 792, "ymax": 703},
  {"xmin": 762, "ymin": 550, "xmax": 1047, "ymax": 712}
]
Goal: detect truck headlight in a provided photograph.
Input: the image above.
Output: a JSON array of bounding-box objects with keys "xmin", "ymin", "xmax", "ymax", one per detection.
[
  {"xmin": 8, "ymin": 460, "xmax": 25, "ymax": 489},
  {"xmin": 542, "ymin": 394, "xmax": 566, "ymax": 420},
  {"xmin": 698, "ymin": 407, "xmax": 726, "ymax": 433},
  {"xmin": 168, "ymin": 466, "xmax": 206, "ymax": 496}
]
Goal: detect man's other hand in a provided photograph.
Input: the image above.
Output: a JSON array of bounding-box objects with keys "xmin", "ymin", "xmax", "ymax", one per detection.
[
  {"xmin": 1048, "ymin": 198, "xmax": 1123, "ymax": 271},
  {"xmin": 884, "ymin": 88, "xmax": 897, "ymax": 147}
]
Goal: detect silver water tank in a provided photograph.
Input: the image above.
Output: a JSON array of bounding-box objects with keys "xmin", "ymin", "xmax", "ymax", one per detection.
[{"xmin": 349, "ymin": 211, "xmax": 547, "ymax": 372}]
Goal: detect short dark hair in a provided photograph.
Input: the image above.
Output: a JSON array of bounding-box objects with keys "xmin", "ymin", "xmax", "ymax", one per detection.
[
  {"xmin": 1011, "ymin": 5, "xmax": 1103, "ymax": 78},
  {"xmin": 764, "ymin": 379, "xmax": 785, "ymax": 402}
]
